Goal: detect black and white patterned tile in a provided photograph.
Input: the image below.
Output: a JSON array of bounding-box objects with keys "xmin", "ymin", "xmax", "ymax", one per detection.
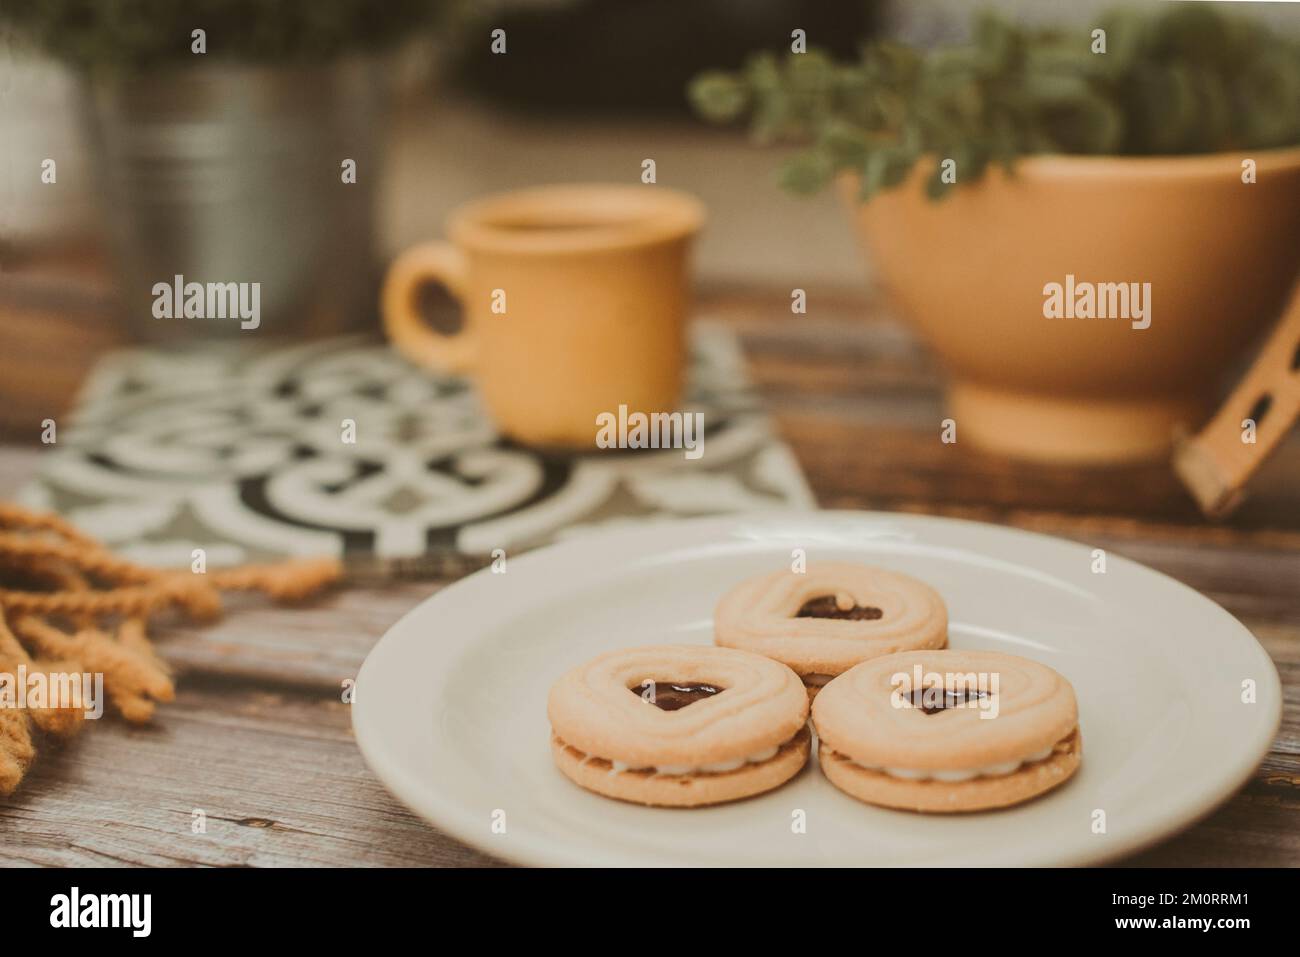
[{"xmin": 21, "ymin": 323, "xmax": 816, "ymax": 565}]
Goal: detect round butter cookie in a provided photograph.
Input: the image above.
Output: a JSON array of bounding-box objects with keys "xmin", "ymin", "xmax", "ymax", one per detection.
[
  {"xmin": 812, "ymin": 649, "xmax": 1081, "ymax": 812},
  {"xmin": 547, "ymin": 644, "xmax": 810, "ymax": 807},
  {"xmin": 714, "ymin": 561, "xmax": 948, "ymax": 695}
]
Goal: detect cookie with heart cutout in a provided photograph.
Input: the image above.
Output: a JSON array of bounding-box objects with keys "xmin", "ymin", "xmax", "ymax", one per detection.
[
  {"xmin": 713, "ymin": 561, "xmax": 948, "ymax": 697},
  {"xmin": 812, "ymin": 649, "xmax": 1081, "ymax": 813},
  {"xmin": 547, "ymin": 644, "xmax": 811, "ymax": 807}
]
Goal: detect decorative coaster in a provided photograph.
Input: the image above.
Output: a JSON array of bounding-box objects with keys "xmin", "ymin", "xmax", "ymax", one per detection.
[{"xmin": 20, "ymin": 323, "xmax": 815, "ymax": 566}]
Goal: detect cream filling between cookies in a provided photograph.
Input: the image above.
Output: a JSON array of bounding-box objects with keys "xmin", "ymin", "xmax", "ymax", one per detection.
[
  {"xmin": 845, "ymin": 740, "xmax": 1062, "ymax": 782},
  {"xmin": 566, "ymin": 736, "xmax": 794, "ymax": 777}
]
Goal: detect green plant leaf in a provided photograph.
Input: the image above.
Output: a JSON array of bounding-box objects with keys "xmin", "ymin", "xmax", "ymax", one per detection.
[
  {"xmin": 688, "ymin": 72, "xmax": 750, "ymax": 122},
  {"xmin": 687, "ymin": 4, "xmax": 1300, "ymax": 201},
  {"xmin": 779, "ymin": 151, "xmax": 833, "ymax": 195}
]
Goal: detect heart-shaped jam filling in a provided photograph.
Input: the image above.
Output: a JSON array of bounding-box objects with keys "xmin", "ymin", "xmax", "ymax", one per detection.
[
  {"xmin": 795, "ymin": 594, "xmax": 884, "ymax": 621},
  {"xmin": 632, "ymin": 681, "xmax": 724, "ymax": 711},
  {"xmin": 909, "ymin": 688, "xmax": 989, "ymax": 714}
]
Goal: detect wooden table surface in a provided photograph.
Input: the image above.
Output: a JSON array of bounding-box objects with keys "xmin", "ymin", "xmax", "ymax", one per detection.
[{"xmin": 0, "ymin": 283, "xmax": 1297, "ymax": 867}]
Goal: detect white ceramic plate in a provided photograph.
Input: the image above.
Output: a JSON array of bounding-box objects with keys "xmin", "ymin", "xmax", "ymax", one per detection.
[{"xmin": 353, "ymin": 512, "xmax": 1280, "ymax": 867}]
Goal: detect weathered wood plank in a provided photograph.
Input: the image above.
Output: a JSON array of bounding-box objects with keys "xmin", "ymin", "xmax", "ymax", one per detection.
[
  {"xmin": 0, "ymin": 671, "xmax": 1292, "ymax": 868},
  {"xmin": 156, "ymin": 584, "xmax": 439, "ymax": 690},
  {"xmin": 0, "ymin": 678, "xmax": 499, "ymax": 867},
  {"xmin": 0, "ymin": 284, "xmax": 1297, "ymax": 866},
  {"xmin": 1125, "ymin": 753, "xmax": 1300, "ymax": 866},
  {"xmin": 0, "ymin": 263, "xmax": 124, "ymax": 442},
  {"xmin": 5, "ymin": 436, "xmax": 1300, "ymax": 690},
  {"xmin": 778, "ymin": 415, "xmax": 1300, "ymax": 531},
  {"xmin": 1133, "ymin": 685, "xmax": 1300, "ymax": 864}
]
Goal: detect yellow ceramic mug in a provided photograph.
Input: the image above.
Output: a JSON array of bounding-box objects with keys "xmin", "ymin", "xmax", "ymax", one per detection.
[{"xmin": 382, "ymin": 184, "xmax": 705, "ymax": 448}]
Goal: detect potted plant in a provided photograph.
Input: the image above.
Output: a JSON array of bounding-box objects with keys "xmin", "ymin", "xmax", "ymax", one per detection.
[
  {"xmin": 690, "ymin": 6, "xmax": 1300, "ymax": 463},
  {"xmin": 2, "ymin": 0, "xmax": 457, "ymax": 340}
]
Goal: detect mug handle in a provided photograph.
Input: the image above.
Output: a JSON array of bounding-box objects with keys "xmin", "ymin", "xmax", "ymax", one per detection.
[
  {"xmin": 1174, "ymin": 278, "xmax": 1300, "ymax": 518},
  {"xmin": 381, "ymin": 241, "xmax": 476, "ymax": 374}
]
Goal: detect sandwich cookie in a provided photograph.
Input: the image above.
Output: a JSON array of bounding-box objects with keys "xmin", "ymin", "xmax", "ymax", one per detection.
[
  {"xmin": 548, "ymin": 644, "xmax": 810, "ymax": 807},
  {"xmin": 714, "ymin": 561, "xmax": 948, "ymax": 696},
  {"xmin": 813, "ymin": 649, "xmax": 1081, "ymax": 812}
]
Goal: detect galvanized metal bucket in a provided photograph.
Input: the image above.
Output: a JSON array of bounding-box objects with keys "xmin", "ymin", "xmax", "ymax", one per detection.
[{"xmin": 79, "ymin": 57, "xmax": 387, "ymax": 341}]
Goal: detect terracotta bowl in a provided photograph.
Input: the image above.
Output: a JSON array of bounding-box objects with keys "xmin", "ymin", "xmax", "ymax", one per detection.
[{"xmin": 843, "ymin": 146, "xmax": 1300, "ymax": 462}]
